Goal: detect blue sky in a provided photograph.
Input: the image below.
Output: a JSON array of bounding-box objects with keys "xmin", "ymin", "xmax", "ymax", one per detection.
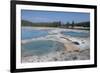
[{"xmin": 21, "ymin": 10, "xmax": 90, "ymax": 24}]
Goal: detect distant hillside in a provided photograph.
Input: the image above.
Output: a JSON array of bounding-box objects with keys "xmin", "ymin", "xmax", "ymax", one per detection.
[
  {"xmin": 21, "ymin": 20, "xmax": 90, "ymax": 28},
  {"xmin": 21, "ymin": 20, "xmax": 33, "ymax": 26},
  {"xmin": 21, "ymin": 20, "xmax": 61, "ymax": 27}
]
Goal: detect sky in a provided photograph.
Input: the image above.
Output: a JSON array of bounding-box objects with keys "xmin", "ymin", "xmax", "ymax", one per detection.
[{"xmin": 21, "ymin": 10, "xmax": 90, "ymax": 24}]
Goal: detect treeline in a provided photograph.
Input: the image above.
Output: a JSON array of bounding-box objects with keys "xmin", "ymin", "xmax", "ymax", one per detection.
[
  {"xmin": 63, "ymin": 21, "xmax": 90, "ymax": 28},
  {"xmin": 21, "ymin": 20, "xmax": 90, "ymax": 28}
]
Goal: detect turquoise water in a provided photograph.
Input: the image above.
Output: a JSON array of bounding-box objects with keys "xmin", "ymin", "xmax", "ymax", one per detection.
[
  {"xmin": 22, "ymin": 40, "xmax": 64, "ymax": 56},
  {"xmin": 62, "ymin": 31, "xmax": 90, "ymax": 37},
  {"xmin": 21, "ymin": 28, "xmax": 48, "ymax": 40}
]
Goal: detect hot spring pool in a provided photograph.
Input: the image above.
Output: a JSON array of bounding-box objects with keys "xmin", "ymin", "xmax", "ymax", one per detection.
[
  {"xmin": 62, "ymin": 31, "xmax": 90, "ymax": 37},
  {"xmin": 22, "ymin": 40, "xmax": 64, "ymax": 56},
  {"xmin": 21, "ymin": 28, "xmax": 48, "ymax": 40}
]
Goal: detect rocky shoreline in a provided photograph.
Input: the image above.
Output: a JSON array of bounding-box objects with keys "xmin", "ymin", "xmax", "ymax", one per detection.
[{"xmin": 22, "ymin": 48, "xmax": 90, "ymax": 63}]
